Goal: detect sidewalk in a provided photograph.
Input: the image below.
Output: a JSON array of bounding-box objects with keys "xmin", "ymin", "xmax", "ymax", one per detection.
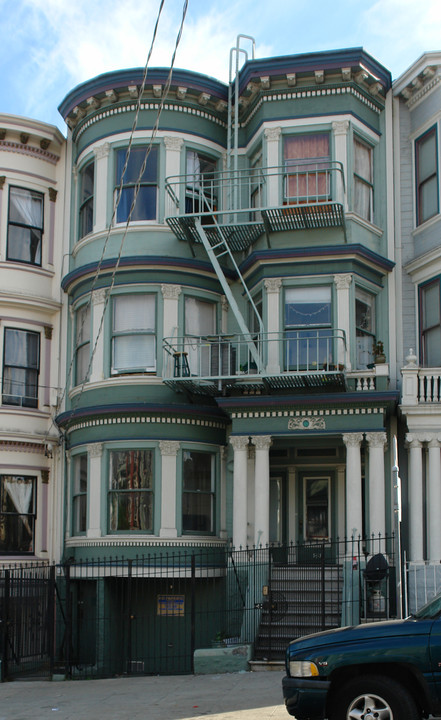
[{"xmin": 0, "ymin": 669, "xmax": 288, "ymax": 720}]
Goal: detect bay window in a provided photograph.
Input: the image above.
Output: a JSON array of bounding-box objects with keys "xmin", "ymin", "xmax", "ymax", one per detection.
[
  {"xmin": 111, "ymin": 294, "xmax": 156, "ymax": 374},
  {"xmin": 75, "ymin": 304, "xmax": 91, "ymax": 385},
  {"xmin": 2, "ymin": 328, "xmax": 39, "ymax": 408},
  {"xmin": 420, "ymin": 279, "xmax": 441, "ymax": 366},
  {"xmin": 109, "ymin": 450, "xmax": 153, "ymax": 532},
  {"xmin": 7, "ymin": 186, "xmax": 43, "ymax": 265},
  {"xmin": 416, "ymin": 127, "xmax": 438, "ymax": 225},
  {"xmin": 0, "ymin": 475, "xmax": 36, "ymax": 553},
  {"xmin": 284, "ymin": 286, "xmax": 332, "ymax": 370},
  {"xmin": 79, "ymin": 161, "xmax": 94, "ymax": 238},
  {"xmin": 182, "ymin": 451, "xmax": 214, "ymax": 534},
  {"xmin": 115, "ymin": 146, "xmax": 158, "ymax": 223},
  {"xmin": 355, "ymin": 288, "xmax": 376, "ymax": 368},
  {"xmin": 354, "ymin": 138, "xmax": 373, "ymax": 222},
  {"xmin": 284, "ymin": 133, "xmax": 330, "ymax": 203},
  {"xmin": 72, "ymin": 455, "xmax": 88, "ymax": 535}
]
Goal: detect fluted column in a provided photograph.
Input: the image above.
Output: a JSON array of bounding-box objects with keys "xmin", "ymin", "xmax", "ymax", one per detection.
[
  {"xmin": 230, "ymin": 435, "xmax": 249, "ymax": 549},
  {"xmin": 87, "ymin": 443, "xmax": 103, "ymax": 538},
  {"xmin": 343, "ymin": 433, "xmax": 364, "ymax": 539},
  {"xmin": 264, "ymin": 127, "xmax": 281, "ymax": 206},
  {"xmin": 93, "ymin": 142, "xmax": 110, "ymax": 232},
  {"xmin": 334, "ymin": 274, "xmax": 352, "ymax": 371},
  {"xmin": 251, "ymin": 435, "xmax": 272, "ymax": 547},
  {"xmin": 406, "ymin": 434, "xmax": 424, "ymax": 562},
  {"xmin": 366, "ymin": 432, "xmax": 387, "ymax": 549},
  {"xmin": 159, "ymin": 441, "xmax": 180, "ymax": 538},
  {"xmin": 219, "ymin": 446, "xmax": 227, "ymax": 539},
  {"xmin": 230, "ymin": 436, "xmax": 249, "ymax": 549},
  {"xmin": 427, "ymin": 436, "xmax": 441, "ymax": 563}
]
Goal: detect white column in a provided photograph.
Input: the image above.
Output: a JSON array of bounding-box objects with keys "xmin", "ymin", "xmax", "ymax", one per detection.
[
  {"xmin": 406, "ymin": 434, "xmax": 424, "ymax": 563},
  {"xmin": 343, "ymin": 433, "xmax": 364, "ymax": 539},
  {"xmin": 89, "ymin": 289, "xmax": 107, "ymax": 382},
  {"xmin": 251, "ymin": 435, "xmax": 272, "ymax": 547},
  {"xmin": 219, "ymin": 446, "xmax": 227, "ymax": 539},
  {"xmin": 264, "ymin": 278, "xmax": 282, "ymax": 373},
  {"xmin": 230, "ymin": 436, "xmax": 249, "ymax": 549},
  {"xmin": 159, "ymin": 440, "xmax": 180, "ymax": 538},
  {"xmin": 366, "ymin": 432, "xmax": 387, "ymax": 542},
  {"xmin": 162, "ymin": 283, "xmax": 181, "ymax": 338},
  {"xmin": 93, "ymin": 142, "xmax": 110, "ymax": 232},
  {"xmin": 164, "ymin": 136, "xmax": 184, "ymax": 216},
  {"xmin": 331, "ymin": 120, "xmax": 349, "ymax": 209},
  {"xmin": 264, "ymin": 127, "xmax": 282, "ymax": 206},
  {"xmin": 427, "ymin": 436, "xmax": 441, "ymax": 563},
  {"xmin": 334, "ymin": 274, "xmax": 352, "ymax": 371},
  {"xmin": 87, "ymin": 443, "xmax": 103, "ymax": 538}
]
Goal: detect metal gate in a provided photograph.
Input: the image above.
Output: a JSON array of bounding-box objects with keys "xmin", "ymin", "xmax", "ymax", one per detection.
[{"xmin": 0, "ymin": 563, "xmax": 55, "ymax": 680}]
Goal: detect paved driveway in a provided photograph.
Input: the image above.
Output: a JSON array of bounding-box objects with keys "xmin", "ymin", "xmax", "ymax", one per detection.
[{"xmin": 0, "ymin": 670, "xmax": 288, "ymax": 720}]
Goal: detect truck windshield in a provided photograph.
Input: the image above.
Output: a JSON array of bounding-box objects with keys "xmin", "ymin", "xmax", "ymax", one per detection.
[{"xmin": 414, "ymin": 592, "xmax": 441, "ymax": 619}]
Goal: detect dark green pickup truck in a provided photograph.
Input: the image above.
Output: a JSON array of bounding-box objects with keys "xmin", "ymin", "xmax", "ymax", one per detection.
[{"xmin": 282, "ymin": 591, "xmax": 441, "ymax": 720}]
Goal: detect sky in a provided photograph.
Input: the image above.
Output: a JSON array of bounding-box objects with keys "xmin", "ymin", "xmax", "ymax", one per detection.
[{"xmin": 0, "ymin": 0, "xmax": 440, "ymax": 134}]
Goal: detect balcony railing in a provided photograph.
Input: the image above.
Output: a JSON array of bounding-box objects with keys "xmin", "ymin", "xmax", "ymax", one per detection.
[
  {"xmin": 163, "ymin": 330, "xmax": 347, "ymax": 395},
  {"xmin": 165, "ymin": 162, "xmax": 346, "ymax": 250}
]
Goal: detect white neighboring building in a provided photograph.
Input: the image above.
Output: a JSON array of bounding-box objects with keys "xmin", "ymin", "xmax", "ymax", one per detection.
[{"xmin": 0, "ymin": 114, "xmax": 65, "ymax": 563}]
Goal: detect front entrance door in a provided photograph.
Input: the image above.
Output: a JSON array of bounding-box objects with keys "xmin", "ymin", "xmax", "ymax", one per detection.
[{"xmin": 298, "ymin": 473, "xmax": 331, "ymax": 543}]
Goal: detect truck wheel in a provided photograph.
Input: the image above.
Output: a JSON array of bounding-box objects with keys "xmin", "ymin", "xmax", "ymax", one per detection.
[{"xmin": 329, "ymin": 675, "xmax": 419, "ymax": 720}]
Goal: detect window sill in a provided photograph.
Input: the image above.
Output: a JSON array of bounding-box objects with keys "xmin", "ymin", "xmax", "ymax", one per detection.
[
  {"xmin": 412, "ymin": 213, "xmax": 441, "ymax": 236},
  {"xmin": 344, "ymin": 212, "xmax": 383, "ymax": 237}
]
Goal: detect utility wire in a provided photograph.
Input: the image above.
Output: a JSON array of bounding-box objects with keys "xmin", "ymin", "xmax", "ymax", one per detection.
[{"xmin": 61, "ymin": 0, "xmax": 189, "ymax": 434}]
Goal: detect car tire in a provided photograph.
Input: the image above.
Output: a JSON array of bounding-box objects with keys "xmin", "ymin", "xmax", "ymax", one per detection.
[{"xmin": 329, "ymin": 674, "xmax": 419, "ymax": 720}]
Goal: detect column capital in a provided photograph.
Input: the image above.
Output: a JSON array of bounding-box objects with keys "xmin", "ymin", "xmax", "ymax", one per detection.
[
  {"xmin": 427, "ymin": 436, "xmax": 441, "ymax": 449},
  {"xmin": 161, "ymin": 284, "xmax": 181, "ymax": 300},
  {"xmin": 332, "ymin": 120, "xmax": 350, "ymax": 136},
  {"xmin": 159, "ymin": 440, "xmax": 180, "ymax": 456},
  {"xmin": 230, "ymin": 436, "xmax": 249, "ymax": 452},
  {"xmin": 92, "ymin": 288, "xmax": 107, "ymax": 305},
  {"xmin": 264, "ymin": 126, "xmax": 282, "ymax": 142},
  {"xmin": 343, "ymin": 432, "xmax": 363, "ymax": 448},
  {"xmin": 365, "ymin": 431, "xmax": 387, "ymax": 449},
  {"xmin": 406, "ymin": 433, "xmax": 424, "ymax": 448},
  {"xmin": 251, "ymin": 435, "xmax": 272, "ymax": 451},
  {"xmin": 94, "ymin": 142, "xmax": 110, "ymax": 160},
  {"xmin": 164, "ymin": 136, "xmax": 184, "ymax": 151},
  {"xmin": 334, "ymin": 273, "xmax": 352, "ymax": 290},
  {"xmin": 264, "ymin": 277, "xmax": 282, "ymax": 293},
  {"xmin": 87, "ymin": 443, "xmax": 103, "ymax": 458}
]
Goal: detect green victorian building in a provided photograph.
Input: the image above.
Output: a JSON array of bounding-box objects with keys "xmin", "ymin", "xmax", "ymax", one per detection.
[{"xmin": 55, "ymin": 43, "xmax": 398, "ymax": 673}]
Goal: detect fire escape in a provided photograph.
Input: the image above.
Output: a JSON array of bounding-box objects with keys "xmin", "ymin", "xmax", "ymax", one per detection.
[{"xmin": 163, "ymin": 37, "xmax": 347, "ymax": 397}]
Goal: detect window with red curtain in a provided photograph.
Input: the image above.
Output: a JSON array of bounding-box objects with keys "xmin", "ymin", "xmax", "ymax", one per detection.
[{"xmin": 284, "ymin": 134, "xmax": 330, "ymax": 203}]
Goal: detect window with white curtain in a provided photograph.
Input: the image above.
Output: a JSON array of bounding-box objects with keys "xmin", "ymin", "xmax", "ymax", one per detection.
[
  {"xmin": 0, "ymin": 475, "xmax": 36, "ymax": 553},
  {"xmin": 355, "ymin": 288, "xmax": 376, "ymax": 369},
  {"xmin": 420, "ymin": 279, "xmax": 441, "ymax": 367},
  {"xmin": 284, "ymin": 286, "xmax": 332, "ymax": 370},
  {"xmin": 7, "ymin": 186, "xmax": 44, "ymax": 265},
  {"xmin": 75, "ymin": 304, "xmax": 91, "ymax": 385},
  {"xmin": 354, "ymin": 138, "xmax": 373, "ymax": 222},
  {"xmin": 2, "ymin": 328, "xmax": 40, "ymax": 407},
  {"xmin": 111, "ymin": 294, "xmax": 156, "ymax": 373},
  {"xmin": 184, "ymin": 297, "xmax": 216, "ymax": 375}
]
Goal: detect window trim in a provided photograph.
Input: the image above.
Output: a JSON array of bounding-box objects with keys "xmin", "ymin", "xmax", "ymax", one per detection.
[
  {"xmin": 353, "ymin": 136, "xmax": 374, "ymax": 223},
  {"xmin": 108, "ymin": 448, "xmax": 154, "ymax": 534},
  {"xmin": 79, "ymin": 160, "xmax": 95, "ymax": 239},
  {"xmin": 114, "ymin": 145, "xmax": 159, "ymax": 224},
  {"xmin": 0, "ymin": 474, "xmax": 37, "ymax": 555},
  {"xmin": 111, "ymin": 293, "xmax": 157, "ymax": 375},
  {"xmin": 415, "ymin": 126, "xmax": 439, "ymax": 226},
  {"xmin": 7, "ymin": 185, "xmax": 44, "ymax": 266},
  {"xmin": 2, "ymin": 327, "xmax": 40, "ymax": 408},
  {"xmin": 182, "ymin": 449, "xmax": 216, "ymax": 536},
  {"xmin": 72, "ymin": 454, "xmax": 88, "ymax": 536}
]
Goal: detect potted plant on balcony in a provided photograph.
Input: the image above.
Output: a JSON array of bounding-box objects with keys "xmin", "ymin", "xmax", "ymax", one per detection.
[{"xmin": 373, "ymin": 341, "xmax": 386, "ymax": 364}]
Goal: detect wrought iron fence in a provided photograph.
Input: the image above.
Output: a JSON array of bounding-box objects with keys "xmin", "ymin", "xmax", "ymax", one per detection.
[{"xmin": 1, "ymin": 535, "xmax": 396, "ymax": 680}]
